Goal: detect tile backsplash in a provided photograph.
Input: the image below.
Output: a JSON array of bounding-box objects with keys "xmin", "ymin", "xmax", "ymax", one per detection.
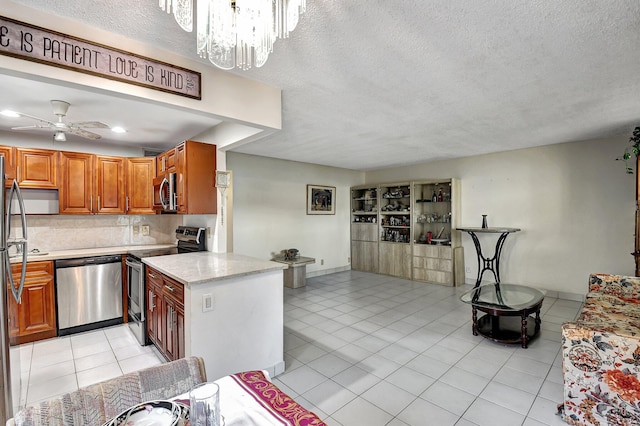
[{"xmin": 12, "ymin": 215, "xmax": 182, "ymax": 252}]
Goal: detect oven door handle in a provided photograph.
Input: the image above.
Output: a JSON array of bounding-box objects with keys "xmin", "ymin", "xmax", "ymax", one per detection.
[
  {"xmin": 126, "ymin": 258, "xmax": 145, "ymax": 322},
  {"xmin": 125, "ymin": 259, "xmax": 142, "ymax": 269}
]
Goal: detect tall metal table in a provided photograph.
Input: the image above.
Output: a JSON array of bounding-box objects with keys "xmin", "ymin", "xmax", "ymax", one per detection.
[{"xmin": 456, "ymin": 227, "xmax": 521, "ymax": 288}]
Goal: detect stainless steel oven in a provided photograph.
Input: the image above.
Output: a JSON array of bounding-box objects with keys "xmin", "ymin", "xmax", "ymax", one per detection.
[
  {"xmin": 125, "ymin": 256, "xmax": 145, "ymax": 344},
  {"xmin": 126, "ymin": 226, "xmax": 206, "ymax": 345}
]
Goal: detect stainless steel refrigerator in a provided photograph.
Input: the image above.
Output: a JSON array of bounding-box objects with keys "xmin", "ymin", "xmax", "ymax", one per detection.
[{"xmin": 0, "ymin": 156, "xmax": 29, "ymax": 422}]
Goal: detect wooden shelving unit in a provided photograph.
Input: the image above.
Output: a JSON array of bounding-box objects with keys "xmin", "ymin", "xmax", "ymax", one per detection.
[{"xmin": 350, "ymin": 179, "xmax": 464, "ymax": 286}]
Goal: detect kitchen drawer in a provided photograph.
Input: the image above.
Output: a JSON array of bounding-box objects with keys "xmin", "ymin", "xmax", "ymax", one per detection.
[
  {"xmin": 146, "ymin": 267, "xmax": 163, "ymax": 287},
  {"xmin": 162, "ymin": 275, "xmax": 184, "ymax": 305}
]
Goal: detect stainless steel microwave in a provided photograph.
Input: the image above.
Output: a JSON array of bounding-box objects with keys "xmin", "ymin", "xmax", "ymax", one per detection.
[{"xmin": 153, "ymin": 172, "xmax": 177, "ymax": 212}]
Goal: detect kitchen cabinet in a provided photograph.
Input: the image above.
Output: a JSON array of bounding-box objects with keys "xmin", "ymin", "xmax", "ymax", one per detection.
[
  {"xmin": 157, "ymin": 148, "xmax": 176, "ymax": 175},
  {"xmin": 0, "ymin": 145, "xmax": 16, "ymax": 185},
  {"xmin": 126, "ymin": 157, "xmax": 156, "ymax": 214},
  {"xmin": 17, "ymin": 147, "xmax": 57, "ymax": 188},
  {"xmin": 174, "ymin": 140, "xmax": 217, "ymax": 214},
  {"xmin": 162, "ymin": 275, "xmax": 184, "ymax": 361},
  {"xmin": 58, "ymin": 152, "xmax": 128, "ymax": 214},
  {"xmin": 57, "ymin": 151, "xmax": 93, "ymax": 214},
  {"xmin": 146, "ymin": 266, "xmax": 184, "ymax": 361},
  {"xmin": 96, "ymin": 155, "xmax": 126, "ymax": 214},
  {"xmin": 146, "ymin": 268, "xmax": 164, "ymax": 349},
  {"xmin": 8, "ymin": 260, "xmax": 56, "ymax": 345}
]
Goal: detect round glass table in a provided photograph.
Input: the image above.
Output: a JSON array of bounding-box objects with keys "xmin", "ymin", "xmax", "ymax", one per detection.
[{"xmin": 460, "ymin": 283, "xmax": 544, "ymax": 348}]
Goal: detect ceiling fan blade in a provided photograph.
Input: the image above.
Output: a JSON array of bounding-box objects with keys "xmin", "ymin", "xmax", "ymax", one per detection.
[
  {"xmin": 14, "ymin": 112, "xmax": 56, "ymax": 127},
  {"xmin": 67, "ymin": 127, "xmax": 101, "ymax": 140},
  {"xmin": 71, "ymin": 121, "xmax": 110, "ymax": 129},
  {"xmin": 11, "ymin": 124, "xmax": 51, "ymax": 131}
]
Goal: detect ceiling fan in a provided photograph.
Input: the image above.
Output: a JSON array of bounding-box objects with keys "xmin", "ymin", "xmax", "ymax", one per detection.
[{"xmin": 7, "ymin": 100, "xmax": 109, "ymax": 141}]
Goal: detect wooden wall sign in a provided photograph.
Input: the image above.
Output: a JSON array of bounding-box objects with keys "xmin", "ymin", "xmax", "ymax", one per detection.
[{"xmin": 0, "ymin": 16, "xmax": 201, "ymax": 100}]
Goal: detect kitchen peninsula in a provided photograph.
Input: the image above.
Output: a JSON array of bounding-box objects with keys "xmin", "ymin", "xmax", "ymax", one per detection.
[{"xmin": 143, "ymin": 252, "xmax": 287, "ymax": 381}]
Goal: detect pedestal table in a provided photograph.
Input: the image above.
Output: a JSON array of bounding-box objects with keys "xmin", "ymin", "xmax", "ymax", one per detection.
[{"xmin": 456, "ymin": 227, "xmax": 520, "ymax": 288}]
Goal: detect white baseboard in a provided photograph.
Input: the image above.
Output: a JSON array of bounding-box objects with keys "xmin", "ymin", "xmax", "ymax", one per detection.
[
  {"xmin": 464, "ymin": 278, "xmax": 585, "ymax": 302},
  {"xmin": 306, "ymin": 265, "xmax": 350, "ymax": 278}
]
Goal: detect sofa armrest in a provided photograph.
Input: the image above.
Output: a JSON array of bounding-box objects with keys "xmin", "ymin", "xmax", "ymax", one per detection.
[
  {"xmin": 589, "ymin": 273, "xmax": 640, "ymax": 300},
  {"xmin": 561, "ymin": 322, "xmax": 640, "ymax": 425}
]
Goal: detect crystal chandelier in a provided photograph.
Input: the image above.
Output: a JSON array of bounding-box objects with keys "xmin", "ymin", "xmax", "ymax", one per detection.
[{"xmin": 160, "ymin": 0, "xmax": 306, "ymax": 70}]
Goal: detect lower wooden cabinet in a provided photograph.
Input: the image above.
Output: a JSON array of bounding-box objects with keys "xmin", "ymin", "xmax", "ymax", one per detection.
[
  {"xmin": 351, "ymin": 223, "xmax": 379, "ymax": 273},
  {"xmin": 8, "ymin": 261, "xmax": 56, "ymax": 345},
  {"xmin": 146, "ymin": 267, "xmax": 184, "ymax": 361},
  {"xmin": 351, "ymin": 240, "xmax": 379, "ymax": 272},
  {"xmin": 378, "ymin": 242, "xmax": 412, "ymax": 279},
  {"xmin": 413, "ymin": 244, "xmax": 453, "ymax": 285}
]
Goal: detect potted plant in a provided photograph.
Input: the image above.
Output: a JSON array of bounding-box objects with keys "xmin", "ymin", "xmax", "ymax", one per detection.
[{"xmin": 618, "ymin": 126, "xmax": 640, "ymax": 174}]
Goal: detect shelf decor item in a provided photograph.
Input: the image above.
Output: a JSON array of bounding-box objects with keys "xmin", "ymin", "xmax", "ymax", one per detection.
[{"xmin": 307, "ymin": 184, "xmax": 336, "ymax": 215}]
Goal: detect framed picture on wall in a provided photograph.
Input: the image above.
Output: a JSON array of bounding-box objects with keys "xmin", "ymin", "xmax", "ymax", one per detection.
[{"xmin": 307, "ymin": 184, "xmax": 336, "ymax": 215}]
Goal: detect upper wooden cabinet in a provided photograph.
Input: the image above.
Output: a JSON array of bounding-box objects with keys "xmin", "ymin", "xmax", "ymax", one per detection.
[
  {"xmin": 17, "ymin": 148, "xmax": 57, "ymax": 188},
  {"xmin": 157, "ymin": 148, "xmax": 176, "ymax": 175},
  {"xmin": 58, "ymin": 151, "xmax": 93, "ymax": 214},
  {"xmin": 96, "ymin": 156, "xmax": 126, "ymax": 214},
  {"xmin": 59, "ymin": 152, "xmax": 126, "ymax": 214},
  {"xmin": 126, "ymin": 157, "xmax": 156, "ymax": 215},
  {"xmin": 0, "ymin": 146, "xmax": 16, "ymax": 185},
  {"xmin": 175, "ymin": 141, "xmax": 217, "ymax": 214}
]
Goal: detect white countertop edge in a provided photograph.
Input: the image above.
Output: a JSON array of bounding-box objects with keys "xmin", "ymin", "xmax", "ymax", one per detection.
[
  {"xmin": 8, "ymin": 244, "xmax": 176, "ymax": 263},
  {"xmin": 143, "ymin": 252, "xmax": 286, "ymax": 286}
]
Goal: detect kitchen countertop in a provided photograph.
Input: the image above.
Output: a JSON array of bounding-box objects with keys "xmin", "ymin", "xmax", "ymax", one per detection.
[
  {"xmin": 8, "ymin": 244, "xmax": 176, "ymax": 263},
  {"xmin": 143, "ymin": 252, "xmax": 286, "ymax": 286}
]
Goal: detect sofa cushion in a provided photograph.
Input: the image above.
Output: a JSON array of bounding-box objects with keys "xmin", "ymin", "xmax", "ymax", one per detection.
[
  {"xmin": 576, "ymin": 293, "xmax": 640, "ymax": 338},
  {"xmin": 589, "ymin": 273, "xmax": 640, "ymax": 301}
]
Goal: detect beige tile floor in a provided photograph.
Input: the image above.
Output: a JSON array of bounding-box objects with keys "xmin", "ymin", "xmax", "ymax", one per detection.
[
  {"xmin": 11, "ymin": 270, "xmax": 580, "ymax": 425},
  {"xmin": 11, "ymin": 323, "xmax": 164, "ymax": 410}
]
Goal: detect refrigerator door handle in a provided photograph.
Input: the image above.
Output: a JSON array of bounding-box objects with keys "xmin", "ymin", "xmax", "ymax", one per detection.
[{"xmin": 6, "ymin": 180, "xmax": 27, "ymax": 304}]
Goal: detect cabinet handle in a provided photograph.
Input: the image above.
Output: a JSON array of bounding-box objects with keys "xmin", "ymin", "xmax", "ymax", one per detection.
[
  {"xmin": 149, "ymin": 291, "xmax": 155, "ymax": 311},
  {"xmin": 149, "ymin": 273, "xmax": 158, "ymax": 279},
  {"xmin": 126, "ymin": 196, "xmax": 129, "ymax": 212},
  {"xmin": 89, "ymin": 195, "xmax": 93, "ymax": 213},
  {"xmin": 164, "ymin": 285, "xmax": 175, "ymax": 293},
  {"xmin": 16, "ymin": 166, "xmax": 19, "ymax": 181},
  {"xmin": 167, "ymin": 306, "xmax": 173, "ymax": 330},
  {"xmin": 97, "ymin": 195, "xmax": 101, "ymax": 211}
]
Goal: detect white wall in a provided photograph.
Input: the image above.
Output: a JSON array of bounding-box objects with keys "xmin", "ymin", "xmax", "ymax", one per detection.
[
  {"xmin": 228, "ymin": 136, "xmax": 634, "ymax": 297},
  {"xmin": 227, "ymin": 153, "xmax": 364, "ymax": 274},
  {"xmin": 367, "ymin": 136, "xmax": 635, "ymax": 295}
]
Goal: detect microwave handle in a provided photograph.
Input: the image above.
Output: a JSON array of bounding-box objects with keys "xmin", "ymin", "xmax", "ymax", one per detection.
[
  {"xmin": 169, "ymin": 174, "xmax": 176, "ymax": 211},
  {"xmin": 159, "ymin": 177, "xmax": 169, "ymax": 210}
]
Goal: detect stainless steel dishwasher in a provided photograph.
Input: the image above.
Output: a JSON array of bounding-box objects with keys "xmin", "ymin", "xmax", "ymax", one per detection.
[{"xmin": 56, "ymin": 254, "xmax": 123, "ymax": 336}]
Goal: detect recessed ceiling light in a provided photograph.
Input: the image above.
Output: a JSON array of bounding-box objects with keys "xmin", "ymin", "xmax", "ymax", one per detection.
[
  {"xmin": 0, "ymin": 110, "xmax": 20, "ymax": 118},
  {"xmin": 111, "ymin": 126, "xmax": 126, "ymax": 134}
]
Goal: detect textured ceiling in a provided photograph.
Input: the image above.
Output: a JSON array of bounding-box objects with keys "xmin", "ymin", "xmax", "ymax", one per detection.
[{"xmin": 6, "ymin": 0, "xmax": 640, "ymax": 170}]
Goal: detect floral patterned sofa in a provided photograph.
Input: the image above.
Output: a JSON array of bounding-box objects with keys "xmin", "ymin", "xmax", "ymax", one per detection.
[{"xmin": 561, "ymin": 273, "xmax": 640, "ymax": 425}]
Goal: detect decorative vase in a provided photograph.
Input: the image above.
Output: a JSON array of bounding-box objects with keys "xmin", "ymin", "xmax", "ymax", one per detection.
[{"xmin": 481, "ymin": 215, "xmax": 488, "ymax": 229}]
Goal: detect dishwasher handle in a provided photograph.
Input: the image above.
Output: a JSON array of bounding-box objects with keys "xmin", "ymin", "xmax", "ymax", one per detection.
[{"xmin": 56, "ymin": 255, "xmax": 122, "ymax": 269}]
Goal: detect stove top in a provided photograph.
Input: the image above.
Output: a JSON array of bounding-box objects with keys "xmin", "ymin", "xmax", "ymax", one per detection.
[{"xmin": 128, "ymin": 247, "xmax": 178, "ymax": 261}]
